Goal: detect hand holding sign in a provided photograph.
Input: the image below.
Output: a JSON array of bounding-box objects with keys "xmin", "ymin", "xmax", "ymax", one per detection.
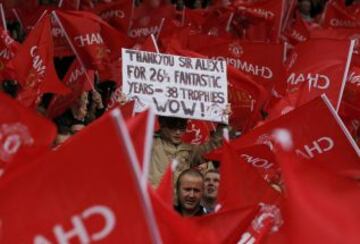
[{"xmin": 122, "ymin": 49, "xmax": 228, "ymax": 123}]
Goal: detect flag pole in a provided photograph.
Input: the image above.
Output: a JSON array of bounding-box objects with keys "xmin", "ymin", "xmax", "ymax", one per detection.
[
  {"xmin": 0, "ymin": 3, "xmax": 7, "ymax": 32},
  {"xmin": 155, "ymin": 18, "xmax": 165, "ymax": 40},
  {"xmin": 51, "ymin": 11, "xmax": 95, "ymax": 91},
  {"xmin": 58, "ymin": 0, "xmax": 64, "ymax": 8},
  {"xmin": 150, "ymin": 34, "xmax": 160, "ymax": 53},
  {"xmin": 11, "ymin": 9, "xmax": 24, "ymax": 33}
]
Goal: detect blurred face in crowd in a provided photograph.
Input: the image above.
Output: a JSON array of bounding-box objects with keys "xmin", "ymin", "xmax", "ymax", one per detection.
[
  {"xmin": 299, "ymin": 0, "xmax": 312, "ymax": 16},
  {"xmin": 177, "ymin": 174, "xmax": 204, "ymax": 216},
  {"xmin": 159, "ymin": 117, "xmax": 188, "ymax": 145},
  {"xmin": 204, "ymin": 171, "xmax": 220, "ymax": 200}
]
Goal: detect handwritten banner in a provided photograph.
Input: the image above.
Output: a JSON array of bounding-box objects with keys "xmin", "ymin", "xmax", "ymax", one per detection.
[{"xmin": 122, "ymin": 49, "xmax": 228, "ymax": 123}]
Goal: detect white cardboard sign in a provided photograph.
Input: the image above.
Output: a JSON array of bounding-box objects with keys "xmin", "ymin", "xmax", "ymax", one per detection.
[{"xmin": 122, "ymin": 48, "xmax": 228, "ymax": 123}]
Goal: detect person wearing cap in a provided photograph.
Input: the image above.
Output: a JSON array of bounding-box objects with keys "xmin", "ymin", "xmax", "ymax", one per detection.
[{"xmin": 149, "ymin": 115, "xmax": 225, "ymax": 188}]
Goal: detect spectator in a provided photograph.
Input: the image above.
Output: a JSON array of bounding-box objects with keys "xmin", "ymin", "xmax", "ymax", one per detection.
[
  {"xmin": 202, "ymin": 169, "xmax": 220, "ymax": 213},
  {"xmin": 298, "ymin": 0, "xmax": 314, "ymax": 22},
  {"xmin": 149, "ymin": 116, "xmax": 225, "ymax": 188},
  {"xmin": 175, "ymin": 168, "xmax": 206, "ymax": 217}
]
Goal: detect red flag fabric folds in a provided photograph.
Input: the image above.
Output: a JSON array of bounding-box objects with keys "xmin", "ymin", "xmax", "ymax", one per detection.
[
  {"xmin": 0, "ymin": 108, "xmax": 160, "ymax": 243},
  {"xmin": 7, "ymin": 15, "xmax": 69, "ymax": 108},
  {"xmin": 54, "ymin": 10, "xmax": 133, "ymax": 71}
]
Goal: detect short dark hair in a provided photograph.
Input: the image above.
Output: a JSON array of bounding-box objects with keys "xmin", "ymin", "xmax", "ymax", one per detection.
[
  {"xmin": 205, "ymin": 169, "xmax": 220, "ymax": 176},
  {"xmin": 176, "ymin": 168, "xmax": 204, "ymax": 192},
  {"xmin": 158, "ymin": 116, "xmax": 188, "ymax": 130}
]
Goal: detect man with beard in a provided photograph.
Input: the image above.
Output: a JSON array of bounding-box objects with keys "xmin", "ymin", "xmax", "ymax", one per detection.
[
  {"xmin": 175, "ymin": 168, "xmax": 206, "ymax": 217},
  {"xmin": 202, "ymin": 169, "xmax": 220, "ymax": 213}
]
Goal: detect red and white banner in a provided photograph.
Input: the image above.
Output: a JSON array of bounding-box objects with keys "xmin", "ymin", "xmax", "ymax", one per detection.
[
  {"xmin": 212, "ymin": 95, "xmax": 360, "ymax": 173},
  {"xmin": 0, "ymin": 108, "xmax": 161, "ymax": 243},
  {"xmin": 286, "ymin": 38, "xmax": 355, "ymax": 111}
]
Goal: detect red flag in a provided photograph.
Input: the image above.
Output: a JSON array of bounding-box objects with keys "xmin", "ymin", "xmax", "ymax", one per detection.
[
  {"xmin": 7, "ymin": 14, "xmax": 69, "ymax": 108},
  {"xmin": 0, "ymin": 27, "xmax": 18, "ymax": 80},
  {"xmin": 125, "ymin": 109, "xmax": 155, "ymax": 172},
  {"xmin": 219, "ymin": 95, "xmax": 360, "ymax": 173},
  {"xmin": 234, "ymin": 0, "xmax": 286, "ymax": 41},
  {"xmin": 193, "ymin": 205, "xmax": 260, "ymax": 243},
  {"xmin": 155, "ymin": 163, "xmax": 174, "ymax": 207},
  {"xmin": 0, "ymin": 92, "xmax": 56, "ymax": 178},
  {"xmin": 322, "ymin": 0, "xmax": 360, "ymax": 29},
  {"xmin": 150, "ymin": 189, "xmax": 218, "ymax": 243},
  {"xmin": 284, "ymin": 13, "xmax": 310, "ymax": 45},
  {"xmin": 207, "ymin": 143, "xmax": 281, "ymax": 186},
  {"xmin": 89, "ymin": 1, "xmax": 132, "ymax": 31},
  {"xmin": 185, "ymin": 34, "xmax": 284, "ymax": 92},
  {"xmin": 228, "ymin": 65, "xmax": 268, "ymax": 132},
  {"xmin": 182, "ymin": 119, "xmax": 211, "ymax": 145},
  {"xmin": 13, "ymin": 4, "xmax": 49, "ymax": 33},
  {"xmin": 0, "ymin": 108, "xmax": 161, "ymax": 243},
  {"xmin": 129, "ymin": 5, "xmax": 176, "ymax": 43},
  {"xmin": 218, "ymin": 142, "xmax": 280, "ymax": 212},
  {"xmin": 54, "ymin": 10, "xmax": 133, "ymax": 71},
  {"xmin": 47, "ymin": 59, "xmax": 94, "ymax": 119},
  {"xmin": 50, "ymin": 13, "xmax": 73, "ymax": 57},
  {"xmin": 276, "ymin": 147, "xmax": 360, "ymax": 243},
  {"xmin": 286, "ymin": 38, "xmax": 355, "ymax": 111}
]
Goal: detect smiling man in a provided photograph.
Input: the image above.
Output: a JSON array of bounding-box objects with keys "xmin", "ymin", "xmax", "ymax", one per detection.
[{"xmin": 175, "ymin": 168, "xmax": 205, "ymax": 217}]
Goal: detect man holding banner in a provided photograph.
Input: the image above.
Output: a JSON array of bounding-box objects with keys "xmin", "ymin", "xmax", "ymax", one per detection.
[{"xmin": 121, "ymin": 48, "xmax": 231, "ymax": 188}]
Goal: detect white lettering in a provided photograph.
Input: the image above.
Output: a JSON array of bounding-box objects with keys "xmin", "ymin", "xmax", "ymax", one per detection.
[
  {"xmin": 330, "ymin": 18, "xmax": 360, "ymax": 28},
  {"xmin": 296, "ymin": 136, "xmax": 334, "ymax": 159},
  {"xmin": 30, "ymin": 46, "xmax": 46, "ymax": 76},
  {"xmin": 54, "ymin": 216, "xmax": 89, "ymax": 243},
  {"xmin": 33, "ymin": 205, "xmax": 116, "ymax": 244},
  {"xmin": 128, "ymin": 26, "xmax": 160, "ymax": 38},
  {"xmin": 74, "ymin": 33, "xmax": 104, "ymax": 47},
  {"xmin": 213, "ymin": 56, "xmax": 273, "ymax": 79},
  {"xmin": 287, "ymin": 73, "xmax": 330, "ymax": 90}
]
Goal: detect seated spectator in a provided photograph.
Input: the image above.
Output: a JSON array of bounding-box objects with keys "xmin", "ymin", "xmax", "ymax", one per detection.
[
  {"xmin": 149, "ymin": 116, "xmax": 225, "ymax": 188},
  {"xmin": 175, "ymin": 168, "xmax": 205, "ymax": 217},
  {"xmin": 202, "ymin": 169, "xmax": 220, "ymax": 214}
]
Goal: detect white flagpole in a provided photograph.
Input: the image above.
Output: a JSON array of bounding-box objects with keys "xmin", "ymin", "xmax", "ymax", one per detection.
[
  {"xmin": 58, "ymin": 0, "xmax": 64, "ymax": 8},
  {"xmin": 33, "ymin": 9, "xmax": 48, "ymax": 29},
  {"xmin": 11, "ymin": 9, "xmax": 24, "ymax": 33},
  {"xmin": 226, "ymin": 13, "xmax": 234, "ymax": 32},
  {"xmin": 111, "ymin": 108, "xmax": 163, "ymax": 244},
  {"xmin": 0, "ymin": 4, "xmax": 7, "ymax": 32},
  {"xmin": 150, "ymin": 34, "xmax": 160, "ymax": 53},
  {"xmin": 155, "ymin": 17, "xmax": 165, "ymax": 40},
  {"xmin": 51, "ymin": 11, "xmax": 95, "ymax": 91}
]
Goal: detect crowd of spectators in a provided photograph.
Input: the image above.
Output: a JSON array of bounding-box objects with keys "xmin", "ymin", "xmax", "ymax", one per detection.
[{"xmin": 1, "ymin": 0, "xmax": 359, "ymax": 218}]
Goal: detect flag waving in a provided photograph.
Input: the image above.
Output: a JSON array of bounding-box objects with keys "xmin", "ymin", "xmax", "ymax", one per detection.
[
  {"xmin": 53, "ymin": 10, "xmax": 133, "ymax": 71},
  {"xmin": 7, "ymin": 14, "xmax": 69, "ymax": 108}
]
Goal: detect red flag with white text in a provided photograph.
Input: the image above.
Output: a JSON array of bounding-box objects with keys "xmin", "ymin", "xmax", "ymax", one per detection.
[
  {"xmin": 7, "ymin": 15, "xmax": 70, "ymax": 108},
  {"xmin": 47, "ymin": 59, "xmax": 94, "ymax": 119},
  {"xmin": 286, "ymin": 38, "xmax": 355, "ymax": 111},
  {"xmin": 0, "ymin": 92, "xmax": 56, "ymax": 178},
  {"xmin": 0, "ymin": 108, "xmax": 161, "ymax": 243},
  {"xmin": 54, "ymin": 10, "xmax": 133, "ymax": 71}
]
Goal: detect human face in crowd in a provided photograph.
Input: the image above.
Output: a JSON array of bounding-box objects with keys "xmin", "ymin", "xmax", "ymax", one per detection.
[
  {"xmin": 161, "ymin": 123, "xmax": 187, "ymax": 145},
  {"xmin": 204, "ymin": 171, "xmax": 220, "ymax": 200},
  {"xmin": 178, "ymin": 174, "xmax": 204, "ymax": 215},
  {"xmin": 299, "ymin": 0, "xmax": 312, "ymax": 16}
]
